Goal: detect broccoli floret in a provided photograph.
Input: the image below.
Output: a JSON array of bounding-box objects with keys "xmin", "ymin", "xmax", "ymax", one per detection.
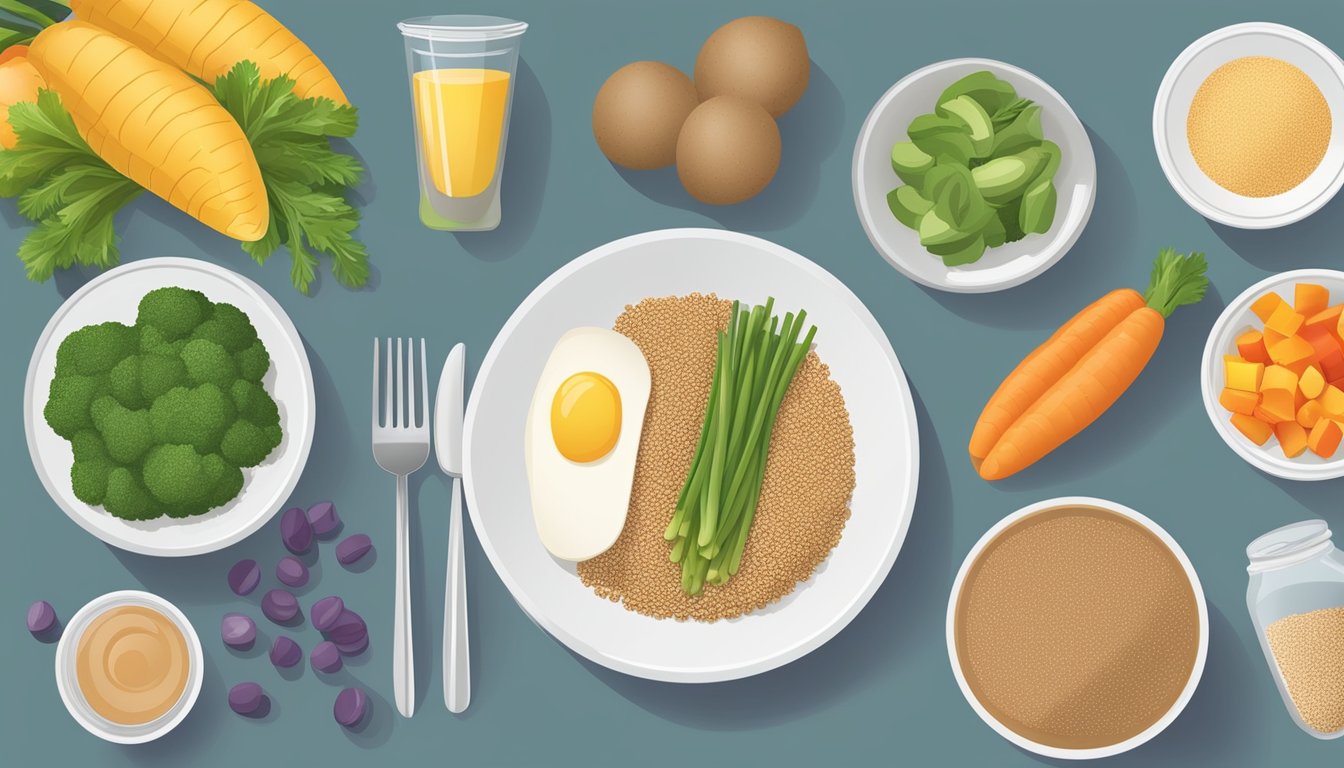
[
  {"xmin": 89, "ymin": 395, "xmax": 153, "ymax": 464},
  {"xmin": 149, "ymin": 383, "xmax": 234, "ymax": 453},
  {"xmin": 181, "ymin": 338, "xmax": 238, "ymax": 389},
  {"xmin": 192, "ymin": 302, "xmax": 258, "ymax": 352},
  {"xmin": 136, "ymin": 287, "xmax": 210, "ymax": 341},
  {"xmin": 231, "ymin": 380, "xmax": 280, "ymax": 425},
  {"xmin": 207, "ymin": 461, "xmax": 244, "ymax": 508},
  {"xmin": 220, "ymin": 419, "xmax": 282, "ymax": 467},
  {"xmin": 55, "ymin": 322, "xmax": 138, "ymax": 376},
  {"xmin": 108, "ymin": 356, "xmax": 145, "ymax": 409},
  {"xmin": 103, "ymin": 467, "xmax": 158, "ymax": 520},
  {"xmin": 235, "ymin": 341, "xmax": 270, "ymax": 382},
  {"xmin": 139, "ymin": 354, "xmax": 186, "ymax": 401},
  {"xmin": 44, "ymin": 373, "xmax": 103, "ymax": 438},
  {"xmin": 69, "ymin": 430, "xmax": 113, "ymax": 505},
  {"xmin": 142, "ymin": 444, "xmax": 211, "ymax": 507}
]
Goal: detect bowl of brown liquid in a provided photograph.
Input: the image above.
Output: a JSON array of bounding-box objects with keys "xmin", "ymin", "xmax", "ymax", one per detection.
[{"xmin": 947, "ymin": 497, "xmax": 1208, "ymax": 759}]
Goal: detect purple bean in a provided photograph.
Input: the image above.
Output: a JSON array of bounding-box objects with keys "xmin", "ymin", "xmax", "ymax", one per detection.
[
  {"xmin": 228, "ymin": 682, "xmax": 265, "ymax": 715},
  {"xmin": 326, "ymin": 609, "xmax": 366, "ymax": 644},
  {"xmin": 227, "ymin": 559, "xmax": 261, "ymax": 596},
  {"xmin": 306, "ymin": 501, "xmax": 341, "ymax": 537},
  {"xmin": 311, "ymin": 640, "xmax": 342, "ymax": 673},
  {"xmin": 336, "ymin": 533, "xmax": 372, "ymax": 566},
  {"xmin": 27, "ymin": 600, "xmax": 56, "ymax": 634},
  {"xmin": 310, "ymin": 596, "xmax": 344, "ymax": 632},
  {"xmin": 220, "ymin": 613, "xmax": 256, "ymax": 648},
  {"xmin": 275, "ymin": 556, "xmax": 309, "ymax": 588},
  {"xmin": 280, "ymin": 506, "xmax": 313, "ymax": 554},
  {"xmin": 261, "ymin": 589, "xmax": 299, "ymax": 623},
  {"xmin": 333, "ymin": 687, "xmax": 368, "ymax": 728},
  {"xmin": 270, "ymin": 635, "xmax": 302, "ymax": 668},
  {"xmin": 334, "ymin": 634, "xmax": 369, "ymax": 656}
]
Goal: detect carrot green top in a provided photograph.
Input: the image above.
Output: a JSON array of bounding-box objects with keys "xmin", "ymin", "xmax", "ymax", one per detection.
[{"xmin": 1143, "ymin": 248, "xmax": 1209, "ymax": 318}]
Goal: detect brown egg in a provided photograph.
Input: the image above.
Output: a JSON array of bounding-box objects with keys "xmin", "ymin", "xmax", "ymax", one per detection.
[
  {"xmin": 592, "ymin": 61, "xmax": 700, "ymax": 170},
  {"xmin": 676, "ymin": 96, "xmax": 781, "ymax": 205},
  {"xmin": 694, "ymin": 16, "xmax": 809, "ymax": 117}
]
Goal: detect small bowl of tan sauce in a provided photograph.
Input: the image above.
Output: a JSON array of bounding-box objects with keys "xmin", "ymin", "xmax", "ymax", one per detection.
[{"xmin": 56, "ymin": 591, "xmax": 203, "ymax": 743}]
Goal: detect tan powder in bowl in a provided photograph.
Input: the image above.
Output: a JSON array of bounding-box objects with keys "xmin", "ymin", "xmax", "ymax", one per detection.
[
  {"xmin": 954, "ymin": 506, "xmax": 1201, "ymax": 750},
  {"xmin": 576, "ymin": 294, "xmax": 855, "ymax": 622},
  {"xmin": 1187, "ymin": 56, "xmax": 1331, "ymax": 197}
]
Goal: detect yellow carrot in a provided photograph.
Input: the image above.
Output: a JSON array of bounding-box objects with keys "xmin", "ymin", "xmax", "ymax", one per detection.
[
  {"xmin": 71, "ymin": 0, "xmax": 348, "ymax": 104},
  {"xmin": 28, "ymin": 21, "xmax": 267, "ymax": 241}
]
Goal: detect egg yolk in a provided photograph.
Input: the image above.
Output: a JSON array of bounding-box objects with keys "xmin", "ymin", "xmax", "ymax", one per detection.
[{"xmin": 551, "ymin": 372, "xmax": 622, "ymax": 463}]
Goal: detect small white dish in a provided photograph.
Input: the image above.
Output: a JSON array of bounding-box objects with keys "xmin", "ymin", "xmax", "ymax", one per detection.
[
  {"xmin": 1201, "ymin": 269, "xmax": 1344, "ymax": 480},
  {"xmin": 1153, "ymin": 22, "xmax": 1344, "ymax": 229},
  {"xmin": 852, "ymin": 57, "xmax": 1096, "ymax": 293},
  {"xmin": 55, "ymin": 591, "xmax": 203, "ymax": 744},
  {"xmin": 23, "ymin": 258, "xmax": 316, "ymax": 556},
  {"xmin": 947, "ymin": 497, "xmax": 1208, "ymax": 760}
]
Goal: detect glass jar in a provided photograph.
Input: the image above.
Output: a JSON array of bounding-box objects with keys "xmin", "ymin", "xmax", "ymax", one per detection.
[{"xmin": 1246, "ymin": 520, "xmax": 1344, "ymax": 739}]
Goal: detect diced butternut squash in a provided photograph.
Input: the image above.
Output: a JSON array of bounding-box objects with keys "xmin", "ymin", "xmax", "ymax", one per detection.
[
  {"xmin": 1225, "ymin": 357, "xmax": 1265, "ymax": 391},
  {"xmin": 1263, "ymin": 327, "xmax": 1288, "ymax": 350},
  {"xmin": 1220, "ymin": 388, "xmax": 1260, "ymax": 416},
  {"xmin": 1321, "ymin": 385, "xmax": 1344, "ymax": 417},
  {"xmin": 1262, "ymin": 365, "xmax": 1299, "ymax": 393},
  {"xmin": 1300, "ymin": 365, "xmax": 1326, "ymax": 399},
  {"xmin": 1295, "ymin": 283, "xmax": 1330, "ymax": 317},
  {"xmin": 1276, "ymin": 421, "xmax": 1309, "ymax": 458},
  {"xmin": 1305, "ymin": 304, "xmax": 1343, "ymax": 332},
  {"xmin": 1260, "ymin": 389, "xmax": 1297, "ymax": 423},
  {"xmin": 1298, "ymin": 399, "xmax": 1324, "ymax": 429},
  {"xmin": 1252, "ymin": 292, "xmax": 1287, "ymax": 323},
  {"xmin": 1270, "ymin": 335, "xmax": 1315, "ymax": 367},
  {"xmin": 1233, "ymin": 412, "xmax": 1274, "ymax": 445},
  {"xmin": 1236, "ymin": 330, "xmax": 1271, "ymax": 363},
  {"xmin": 1308, "ymin": 418, "xmax": 1343, "ymax": 457},
  {"xmin": 1266, "ymin": 303, "xmax": 1306, "ymax": 337}
]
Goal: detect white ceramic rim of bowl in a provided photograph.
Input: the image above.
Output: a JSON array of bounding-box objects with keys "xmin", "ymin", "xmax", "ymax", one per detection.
[
  {"xmin": 946, "ymin": 496, "xmax": 1209, "ymax": 760},
  {"xmin": 852, "ymin": 57, "xmax": 1097, "ymax": 293},
  {"xmin": 1152, "ymin": 22, "xmax": 1344, "ymax": 229},
  {"xmin": 22, "ymin": 257, "xmax": 316, "ymax": 556},
  {"xmin": 462, "ymin": 227, "xmax": 920, "ymax": 683},
  {"xmin": 54, "ymin": 590, "xmax": 204, "ymax": 744},
  {"xmin": 1200, "ymin": 268, "xmax": 1344, "ymax": 480}
]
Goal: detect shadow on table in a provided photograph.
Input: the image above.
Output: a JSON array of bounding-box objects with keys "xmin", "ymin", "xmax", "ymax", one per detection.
[
  {"xmin": 1265, "ymin": 474, "xmax": 1344, "ymax": 522},
  {"xmin": 923, "ymin": 125, "xmax": 1139, "ymax": 332},
  {"xmin": 1209, "ymin": 189, "xmax": 1344, "ymax": 273},
  {"xmin": 613, "ymin": 60, "xmax": 843, "ymax": 233},
  {"xmin": 454, "ymin": 60, "xmax": 550, "ymax": 263},
  {"xmin": 117, "ymin": 651, "xmax": 228, "ymax": 766},
  {"xmin": 579, "ymin": 386, "xmax": 953, "ymax": 730}
]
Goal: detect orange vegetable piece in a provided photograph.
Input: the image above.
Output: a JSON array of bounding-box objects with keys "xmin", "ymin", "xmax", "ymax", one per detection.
[
  {"xmin": 1295, "ymin": 283, "xmax": 1330, "ymax": 317},
  {"xmin": 1260, "ymin": 389, "xmax": 1297, "ymax": 423},
  {"xmin": 1233, "ymin": 412, "xmax": 1274, "ymax": 445},
  {"xmin": 1220, "ymin": 388, "xmax": 1260, "ymax": 416},
  {"xmin": 1263, "ymin": 327, "xmax": 1288, "ymax": 351},
  {"xmin": 1262, "ymin": 365, "xmax": 1299, "ymax": 393},
  {"xmin": 1298, "ymin": 399, "xmax": 1324, "ymax": 428},
  {"xmin": 1252, "ymin": 292, "xmax": 1287, "ymax": 323},
  {"xmin": 1300, "ymin": 365, "xmax": 1326, "ymax": 399},
  {"xmin": 1276, "ymin": 421, "xmax": 1309, "ymax": 458},
  {"xmin": 1225, "ymin": 357, "xmax": 1264, "ymax": 391},
  {"xmin": 1236, "ymin": 330, "xmax": 1270, "ymax": 363},
  {"xmin": 1308, "ymin": 418, "xmax": 1343, "ymax": 458},
  {"xmin": 1321, "ymin": 385, "xmax": 1344, "ymax": 417},
  {"xmin": 1270, "ymin": 335, "xmax": 1315, "ymax": 367},
  {"xmin": 1305, "ymin": 304, "xmax": 1343, "ymax": 333},
  {"xmin": 1266, "ymin": 303, "xmax": 1305, "ymax": 337}
]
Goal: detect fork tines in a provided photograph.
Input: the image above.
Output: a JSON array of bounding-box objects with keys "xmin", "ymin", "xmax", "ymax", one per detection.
[{"xmin": 372, "ymin": 338, "xmax": 430, "ymax": 431}]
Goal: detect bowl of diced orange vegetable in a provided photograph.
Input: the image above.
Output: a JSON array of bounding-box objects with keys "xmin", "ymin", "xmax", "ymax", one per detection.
[{"xmin": 1202, "ymin": 270, "xmax": 1344, "ymax": 480}]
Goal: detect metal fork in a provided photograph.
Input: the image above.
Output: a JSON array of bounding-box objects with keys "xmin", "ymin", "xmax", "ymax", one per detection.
[{"xmin": 372, "ymin": 337, "xmax": 431, "ymax": 719}]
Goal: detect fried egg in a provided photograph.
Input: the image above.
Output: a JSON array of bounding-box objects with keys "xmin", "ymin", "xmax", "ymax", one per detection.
[{"xmin": 525, "ymin": 327, "xmax": 650, "ymax": 561}]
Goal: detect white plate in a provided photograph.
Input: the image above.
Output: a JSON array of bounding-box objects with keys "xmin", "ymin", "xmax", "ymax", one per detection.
[
  {"xmin": 23, "ymin": 258, "xmax": 315, "ymax": 556},
  {"xmin": 1201, "ymin": 269, "xmax": 1344, "ymax": 480},
  {"xmin": 463, "ymin": 229, "xmax": 920, "ymax": 683},
  {"xmin": 55, "ymin": 590, "xmax": 203, "ymax": 744},
  {"xmin": 1153, "ymin": 23, "xmax": 1344, "ymax": 229},
  {"xmin": 852, "ymin": 58, "xmax": 1096, "ymax": 293},
  {"xmin": 947, "ymin": 497, "xmax": 1208, "ymax": 760}
]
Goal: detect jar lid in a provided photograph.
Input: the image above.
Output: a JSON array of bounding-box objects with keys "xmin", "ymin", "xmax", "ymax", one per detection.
[{"xmin": 1247, "ymin": 520, "xmax": 1333, "ymax": 573}]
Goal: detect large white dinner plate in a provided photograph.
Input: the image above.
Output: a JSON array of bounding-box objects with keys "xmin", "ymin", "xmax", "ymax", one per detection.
[
  {"xmin": 464, "ymin": 229, "xmax": 920, "ymax": 682},
  {"xmin": 24, "ymin": 258, "xmax": 315, "ymax": 557}
]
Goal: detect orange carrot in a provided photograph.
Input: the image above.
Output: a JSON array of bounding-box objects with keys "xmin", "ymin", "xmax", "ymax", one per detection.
[{"xmin": 971, "ymin": 249, "xmax": 1209, "ymax": 480}]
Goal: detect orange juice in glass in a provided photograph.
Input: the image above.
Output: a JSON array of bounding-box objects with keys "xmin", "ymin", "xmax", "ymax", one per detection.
[{"xmin": 398, "ymin": 16, "xmax": 527, "ymax": 231}]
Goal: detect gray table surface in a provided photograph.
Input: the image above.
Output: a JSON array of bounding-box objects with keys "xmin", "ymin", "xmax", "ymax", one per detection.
[{"xmin": 4, "ymin": 0, "xmax": 1342, "ymax": 765}]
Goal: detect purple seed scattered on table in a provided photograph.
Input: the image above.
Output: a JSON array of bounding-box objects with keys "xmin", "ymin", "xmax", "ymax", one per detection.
[
  {"xmin": 276, "ymin": 556, "xmax": 309, "ymax": 588},
  {"xmin": 261, "ymin": 589, "xmax": 299, "ymax": 623},
  {"xmin": 228, "ymin": 682, "xmax": 265, "ymax": 715},
  {"xmin": 280, "ymin": 506, "xmax": 313, "ymax": 554},
  {"xmin": 227, "ymin": 559, "xmax": 261, "ymax": 596},
  {"xmin": 27, "ymin": 600, "xmax": 56, "ymax": 634},
  {"xmin": 336, "ymin": 534, "xmax": 372, "ymax": 566},
  {"xmin": 311, "ymin": 640, "xmax": 342, "ymax": 673},
  {"xmin": 333, "ymin": 687, "xmax": 368, "ymax": 728},
  {"xmin": 326, "ymin": 609, "xmax": 367, "ymax": 644},
  {"xmin": 220, "ymin": 613, "xmax": 256, "ymax": 648},
  {"xmin": 270, "ymin": 635, "xmax": 302, "ymax": 668},
  {"xmin": 306, "ymin": 501, "xmax": 341, "ymax": 537},
  {"xmin": 311, "ymin": 596, "xmax": 344, "ymax": 632},
  {"xmin": 334, "ymin": 634, "xmax": 368, "ymax": 656}
]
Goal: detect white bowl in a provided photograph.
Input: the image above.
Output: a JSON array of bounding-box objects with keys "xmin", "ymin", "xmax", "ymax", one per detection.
[
  {"xmin": 54, "ymin": 591, "xmax": 204, "ymax": 744},
  {"xmin": 852, "ymin": 58, "xmax": 1096, "ymax": 293},
  {"xmin": 1201, "ymin": 269, "xmax": 1344, "ymax": 480},
  {"xmin": 1153, "ymin": 23, "xmax": 1344, "ymax": 229},
  {"xmin": 946, "ymin": 497, "xmax": 1209, "ymax": 760}
]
